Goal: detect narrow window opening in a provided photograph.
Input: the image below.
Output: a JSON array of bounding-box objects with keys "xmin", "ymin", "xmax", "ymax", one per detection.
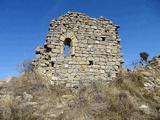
[
  {"xmin": 116, "ymin": 73, "xmax": 119, "ymax": 77},
  {"xmin": 101, "ymin": 37, "xmax": 106, "ymax": 41},
  {"xmin": 51, "ymin": 61, "xmax": 55, "ymax": 67},
  {"xmin": 89, "ymin": 61, "xmax": 93, "ymax": 65},
  {"xmin": 36, "ymin": 51, "xmax": 40, "ymax": 54},
  {"xmin": 46, "ymin": 47, "xmax": 52, "ymax": 52},
  {"xmin": 71, "ymin": 54, "xmax": 75, "ymax": 57},
  {"xmin": 64, "ymin": 38, "xmax": 71, "ymax": 57}
]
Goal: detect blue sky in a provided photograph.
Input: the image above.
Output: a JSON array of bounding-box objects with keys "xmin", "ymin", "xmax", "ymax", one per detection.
[{"xmin": 0, "ymin": 0, "xmax": 160, "ymax": 79}]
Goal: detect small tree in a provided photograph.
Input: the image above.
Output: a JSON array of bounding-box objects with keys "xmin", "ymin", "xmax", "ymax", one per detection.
[{"xmin": 139, "ymin": 52, "xmax": 149, "ymax": 65}]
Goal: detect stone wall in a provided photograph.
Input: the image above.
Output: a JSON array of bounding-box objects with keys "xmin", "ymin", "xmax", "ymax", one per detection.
[{"xmin": 32, "ymin": 12, "xmax": 123, "ymax": 87}]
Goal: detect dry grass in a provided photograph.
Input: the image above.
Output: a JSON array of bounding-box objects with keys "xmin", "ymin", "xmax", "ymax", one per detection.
[{"xmin": 0, "ymin": 70, "xmax": 160, "ymax": 120}]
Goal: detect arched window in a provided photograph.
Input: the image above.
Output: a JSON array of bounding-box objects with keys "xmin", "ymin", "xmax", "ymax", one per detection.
[{"xmin": 64, "ymin": 38, "xmax": 72, "ymax": 57}]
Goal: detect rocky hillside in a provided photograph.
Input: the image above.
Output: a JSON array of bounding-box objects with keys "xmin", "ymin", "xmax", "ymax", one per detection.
[{"xmin": 0, "ymin": 58, "xmax": 160, "ymax": 120}]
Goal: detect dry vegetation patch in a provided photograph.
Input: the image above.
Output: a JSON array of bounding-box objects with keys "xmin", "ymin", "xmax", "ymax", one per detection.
[{"xmin": 0, "ymin": 70, "xmax": 160, "ymax": 120}]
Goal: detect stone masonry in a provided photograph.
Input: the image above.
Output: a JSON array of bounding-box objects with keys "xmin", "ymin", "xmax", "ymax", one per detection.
[{"xmin": 32, "ymin": 12, "xmax": 123, "ymax": 87}]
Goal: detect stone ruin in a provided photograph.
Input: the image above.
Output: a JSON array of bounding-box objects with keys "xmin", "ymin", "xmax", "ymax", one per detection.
[{"xmin": 32, "ymin": 12, "xmax": 124, "ymax": 87}]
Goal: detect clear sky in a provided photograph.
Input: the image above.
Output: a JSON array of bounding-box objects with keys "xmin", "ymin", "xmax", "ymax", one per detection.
[{"xmin": 0, "ymin": 0, "xmax": 160, "ymax": 79}]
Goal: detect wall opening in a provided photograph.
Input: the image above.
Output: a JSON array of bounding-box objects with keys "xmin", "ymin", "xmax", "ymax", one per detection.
[
  {"xmin": 89, "ymin": 61, "xmax": 93, "ymax": 65},
  {"xmin": 51, "ymin": 61, "xmax": 54, "ymax": 67},
  {"xmin": 44, "ymin": 45, "xmax": 52, "ymax": 52},
  {"xmin": 101, "ymin": 37, "xmax": 106, "ymax": 41},
  {"xmin": 64, "ymin": 38, "xmax": 72, "ymax": 57}
]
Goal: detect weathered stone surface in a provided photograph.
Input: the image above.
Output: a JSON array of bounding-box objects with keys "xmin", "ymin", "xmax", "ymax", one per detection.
[{"xmin": 32, "ymin": 12, "xmax": 123, "ymax": 87}]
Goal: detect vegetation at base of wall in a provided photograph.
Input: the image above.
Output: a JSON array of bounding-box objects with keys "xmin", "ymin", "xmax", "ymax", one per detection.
[{"xmin": 0, "ymin": 69, "xmax": 160, "ymax": 120}]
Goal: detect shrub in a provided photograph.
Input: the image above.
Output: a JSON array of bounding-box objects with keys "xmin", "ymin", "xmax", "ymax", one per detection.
[{"xmin": 140, "ymin": 52, "xmax": 149, "ymax": 65}]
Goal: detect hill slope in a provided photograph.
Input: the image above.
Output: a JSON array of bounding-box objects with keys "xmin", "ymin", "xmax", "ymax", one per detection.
[{"xmin": 0, "ymin": 61, "xmax": 160, "ymax": 120}]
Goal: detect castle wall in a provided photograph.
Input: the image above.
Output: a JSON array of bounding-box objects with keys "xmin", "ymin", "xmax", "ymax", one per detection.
[{"xmin": 33, "ymin": 12, "xmax": 123, "ymax": 87}]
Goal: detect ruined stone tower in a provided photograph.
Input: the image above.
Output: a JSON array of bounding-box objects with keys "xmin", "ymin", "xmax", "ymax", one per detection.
[{"xmin": 32, "ymin": 12, "xmax": 123, "ymax": 87}]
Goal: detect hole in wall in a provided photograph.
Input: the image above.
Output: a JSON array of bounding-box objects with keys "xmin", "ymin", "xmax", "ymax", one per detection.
[
  {"xmin": 116, "ymin": 73, "xmax": 119, "ymax": 77},
  {"xmin": 117, "ymin": 40, "xmax": 121, "ymax": 44},
  {"xmin": 64, "ymin": 38, "xmax": 72, "ymax": 57},
  {"xmin": 44, "ymin": 45, "xmax": 52, "ymax": 52},
  {"xmin": 89, "ymin": 61, "xmax": 93, "ymax": 65},
  {"xmin": 51, "ymin": 61, "xmax": 55, "ymax": 67},
  {"xmin": 101, "ymin": 37, "xmax": 106, "ymax": 41}
]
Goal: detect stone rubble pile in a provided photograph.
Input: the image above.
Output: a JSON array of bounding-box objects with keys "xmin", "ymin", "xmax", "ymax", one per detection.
[
  {"xmin": 138, "ymin": 55, "xmax": 160, "ymax": 90},
  {"xmin": 32, "ymin": 12, "xmax": 123, "ymax": 87}
]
